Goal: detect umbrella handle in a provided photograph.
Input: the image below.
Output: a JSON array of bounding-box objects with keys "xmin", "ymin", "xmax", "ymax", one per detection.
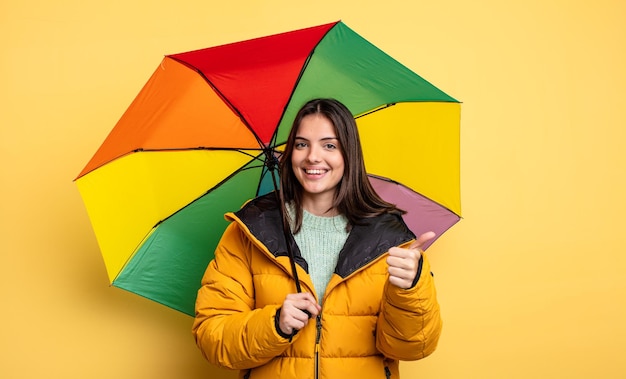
[
  {"xmin": 269, "ymin": 167, "xmax": 304, "ymax": 294},
  {"xmin": 271, "ymin": 170, "xmax": 313, "ymax": 320}
]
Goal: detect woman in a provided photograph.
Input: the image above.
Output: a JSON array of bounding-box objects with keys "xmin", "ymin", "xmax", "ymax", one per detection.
[{"xmin": 193, "ymin": 98, "xmax": 442, "ymax": 378}]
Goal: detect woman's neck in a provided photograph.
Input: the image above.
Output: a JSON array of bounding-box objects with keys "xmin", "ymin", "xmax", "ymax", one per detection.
[{"xmin": 301, "ymin": 194, "xmax": 338, "ymax": 217}]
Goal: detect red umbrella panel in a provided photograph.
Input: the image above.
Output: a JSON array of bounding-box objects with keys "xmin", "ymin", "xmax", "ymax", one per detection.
[{"xmin": 75, "ymin": 21, "xmax": 461, "ymax": 315}]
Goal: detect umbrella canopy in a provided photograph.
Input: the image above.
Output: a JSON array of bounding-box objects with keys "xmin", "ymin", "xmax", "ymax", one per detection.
[{"xmin": 75, "ymin": 21, "xmax": 461, "ymax": 316}]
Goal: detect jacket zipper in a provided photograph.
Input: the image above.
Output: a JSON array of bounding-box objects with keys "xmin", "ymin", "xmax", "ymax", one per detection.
[
  {"xmin": 314, "ymin": 314, "xmax": 322, "ymax": 379},
  {"xmin": 384, "ymin": 366, "xmax": 391, "ymax": 378}
]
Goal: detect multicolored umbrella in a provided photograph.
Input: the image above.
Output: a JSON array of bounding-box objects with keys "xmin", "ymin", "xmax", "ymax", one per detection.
[{"xmin": 75, "ymin": 21, "xmax": 461, "ymax": 316}]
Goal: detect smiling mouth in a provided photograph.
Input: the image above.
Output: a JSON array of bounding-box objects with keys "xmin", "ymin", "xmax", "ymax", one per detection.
[{"xmin": 305, "ymin": 169, "xmax": 327, "ymax": 175}]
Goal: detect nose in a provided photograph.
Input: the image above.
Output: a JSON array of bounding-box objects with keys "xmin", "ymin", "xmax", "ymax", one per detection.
[{"xmin": 306, "ymin": 145, "xmax": 322, "ymax": 163}]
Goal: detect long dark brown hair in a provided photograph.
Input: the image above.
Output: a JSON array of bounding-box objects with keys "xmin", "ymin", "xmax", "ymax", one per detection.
[{"xmin": 279, "ymin": 98, "xmax": 404, "ymax": 233}]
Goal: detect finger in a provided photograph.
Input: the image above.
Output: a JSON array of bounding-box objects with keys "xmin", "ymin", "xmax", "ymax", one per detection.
[
  {"xmin": 388, "ymin": 266, "xmax": 415, "ymax": 280},
  {"xmin": 409, "ymin": 231, "xmax": 436, "ymax": 251},
  {"xmin": 279, "ymin": 308, "xmax": 307, "ymax": 334},
  {"xmin": 386, "ymin": 255, "xmax": 409, "ymax": 268},
  {"xmin": 290, "ymin": 299, "xmax": 320, "ymax": 319},
  {"xmin": 284, "ymin": 293, "xmax": 321, "ymax": 320},
  {"xmin": 387, "ymin": 247, "xmax": 416, "ymax": 259},
  {"xmin": 387, "ymin": 249, "xmax": 419, "ymax": 264},
  {"xmin": 282, "ymin": 306, "xmax": 311, "ymax": 326},
  {"xmin": 300, "ymin": 292, "xmax": 319, "ymax": 306},
  {"xmin": 289, "ymin": 292, "xmax": 318, "ymax": 304},
  {"xmin": 388, "ymin": 275, "xmax": 413, "ymax": 289},
  {"xmin": 283, "ymin": 317, "xmax": 307, "ymax": 333},
  {"xmin": 300, "ymin": 301, "xmax": 320, "ymax": 318},
  {"xmin": 387, "ymin": 247, "xmax": 405, "ymax": 258},
  {"xmin": 387, "ymin": 256, "xmax": 417, "ymax": 272}
]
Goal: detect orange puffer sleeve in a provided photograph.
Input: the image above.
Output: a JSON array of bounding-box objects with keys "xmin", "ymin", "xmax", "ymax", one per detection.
[
  {"xmin": 192, "ymin": 221, "xmax": 291, "ymax": 369},
  {"xmin": 376, "ymin": 252, "xmax": 443, "ymax": 360}
]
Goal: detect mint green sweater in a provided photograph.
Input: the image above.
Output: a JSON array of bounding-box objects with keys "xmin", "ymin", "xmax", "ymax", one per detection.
[{"xmin": 289, "ymin": 208, "xmax": 349, "ymax": 303}]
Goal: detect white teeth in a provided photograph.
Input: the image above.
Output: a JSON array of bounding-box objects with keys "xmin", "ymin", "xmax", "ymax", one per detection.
[{"xmin": 306, "ymin": 169, "xmax": 325, "ymax": 175}]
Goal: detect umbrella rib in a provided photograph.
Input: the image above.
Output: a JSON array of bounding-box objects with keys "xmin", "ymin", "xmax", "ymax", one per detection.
[
  {"xmin": 367, "ymin": 174, "xmax": 461, "ymax": 217},
  {"xmin": 127, "ymin": 147, "xmax": 282, "ymax": 168},
  {"xmin": 150, "ymin": 151, "xmax": 272, "ymax": 228},
  {"xmin": 167, "ymin": 55, "xmax": 268, "ymax": 150},
  {"xmin": 269, "ymin": 23, "xmax": 337, "ymax": 147},
  {"xmin": 131, "ymin": 147, "xmax": 264, "ymax": 153},
  {"xmin": 269, "ymin": 51, "xmax": 313, "ymax": 147},
  {"xmin": 355, "ymin": 103, "xmax": 396, "ymax": 119}
]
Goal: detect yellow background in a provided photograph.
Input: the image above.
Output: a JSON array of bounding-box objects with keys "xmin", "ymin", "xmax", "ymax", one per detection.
[{"xmin": 2, "ymin": 0, "xmax": 625, "ymax": 378}]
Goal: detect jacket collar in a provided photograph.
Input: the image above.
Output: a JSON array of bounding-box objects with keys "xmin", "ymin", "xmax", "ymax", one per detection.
[{"xmin": 233, "ymin": 192, "xmax": 415, "ymax": 278}]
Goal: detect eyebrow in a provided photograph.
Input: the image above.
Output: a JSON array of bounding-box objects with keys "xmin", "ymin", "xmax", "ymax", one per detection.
[{"xmin": 294, "ymin": 136, "xmax": 339, "ymax": 141}]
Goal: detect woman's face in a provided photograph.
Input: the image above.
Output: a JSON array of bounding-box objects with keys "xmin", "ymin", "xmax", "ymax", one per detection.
[{"xmin": 291, "ymin": 114, "xmax": 345, "ymax": 211}]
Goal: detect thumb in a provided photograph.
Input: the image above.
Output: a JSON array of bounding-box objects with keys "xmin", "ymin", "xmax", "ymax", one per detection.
[{"xmin": 409, "ymin": 231, "xmax": 436, "ymax": 251}]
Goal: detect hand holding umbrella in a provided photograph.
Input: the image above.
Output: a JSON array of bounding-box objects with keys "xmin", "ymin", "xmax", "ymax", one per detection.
[
  {"xmin": 386, "ymin": 231, "xmax": 436, "ymax": 289},
  {"xmin": 277, "ymin": 292, "xmax": 321, "ymax": 336}
]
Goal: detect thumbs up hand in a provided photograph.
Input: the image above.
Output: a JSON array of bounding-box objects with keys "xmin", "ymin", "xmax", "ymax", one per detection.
[{"xmin": 386, "ymin": 232, "xmax": 436, "ymax": 289}]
